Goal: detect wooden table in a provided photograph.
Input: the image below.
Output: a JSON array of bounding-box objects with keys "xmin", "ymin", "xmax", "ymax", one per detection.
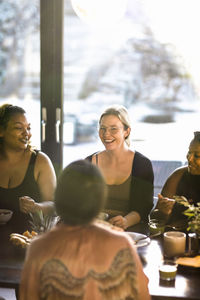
[
  {"xmin": 0, "ymin": 222, "xmax": 200, "ymax": 300},
  {"xmin": 131, "ymin": 223, "xmax": 200, "ymax": 300},
  {"xmin": 0, "ymin": 223, "xmax": 25, "ymax": 292},
  {"xmin": 138, "ymin": 237, "xmax": 200, "ymax": 300}
]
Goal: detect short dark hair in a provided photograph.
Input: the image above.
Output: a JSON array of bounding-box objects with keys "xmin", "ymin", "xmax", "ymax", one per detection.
[
  {"xmin": 193, "ymin": 131, "xmax": 200, "ymax": 143},
  {"xmin": 55, "ymin": 160, "xmax": 107, "ymax": 225},
  {"xmin": 0, "ymin": 104, "xmax": 34, "ymax": 151}
]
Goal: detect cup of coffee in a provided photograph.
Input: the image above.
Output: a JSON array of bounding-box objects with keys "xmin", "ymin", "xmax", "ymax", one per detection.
[{"xmin": 163, "ymin": 231, "xmax": 186, "ymax": 258}]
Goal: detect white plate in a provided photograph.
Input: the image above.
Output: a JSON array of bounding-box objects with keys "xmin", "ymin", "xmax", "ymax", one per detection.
[{"xmin": 125, "ymin": 232, "xmax": 150, "ymax": 248}]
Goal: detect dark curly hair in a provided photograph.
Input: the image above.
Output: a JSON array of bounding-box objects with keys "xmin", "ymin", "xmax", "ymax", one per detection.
[
  {"xmin": 55, "ymin": 160, "xmax": 107, "ymax": 225},
  {"xmin": 0, "ymin": 104, "xmax": 25, "ymax": 129},
  {"xmin": 0, "ymin": 103, "xmax": 33, "ymax": 151},
  {"xmin": 193, "ymin": 131, "xmax": 200, "ymax": 143}
]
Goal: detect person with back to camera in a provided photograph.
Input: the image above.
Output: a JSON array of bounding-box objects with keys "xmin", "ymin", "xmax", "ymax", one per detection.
[
  {"xmin": 155, "ymin": 131, "xmax": 200, "ymax": 226},
  {"xmin": 86, "ymin": 104, "xmax": 154, "ymax": 230},
  {"xmin": 19, "ymin": 159, "xmax": 151, "ymax": 300},
  {"xmin": 0, "ymin": 104, "xmax": 56, "ymax": 232}
]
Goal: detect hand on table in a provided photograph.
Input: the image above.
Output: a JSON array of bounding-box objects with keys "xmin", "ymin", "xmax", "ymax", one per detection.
[{"xmin": 108, "ymin": 215, "xmax": 128, "ymax": 230}]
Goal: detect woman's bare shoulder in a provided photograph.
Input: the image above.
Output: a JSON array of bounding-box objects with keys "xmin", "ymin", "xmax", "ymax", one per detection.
[
  {"xmin": 169, "ymin": 165, "xmax": 187, "ymax": 179},
  {"xmin": 34, "ymin": 151, "xmax": 55, "ymax": 175},
  {"xmin": 161, "ymin": 165, "xmax": 187, "ymax": 197},
  {"xmin": 94, "ymin": 222, "xmax": 134, "ymax": 249},
  {"xmin": 35, "ymin": 151, "xmax": 52, "ymax": 164}
]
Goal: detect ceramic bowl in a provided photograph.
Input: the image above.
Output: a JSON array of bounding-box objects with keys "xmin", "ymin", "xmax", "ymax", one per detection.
[{"xmin": 0, "ymin": 209, "xmax": 13, "ymax": 224}]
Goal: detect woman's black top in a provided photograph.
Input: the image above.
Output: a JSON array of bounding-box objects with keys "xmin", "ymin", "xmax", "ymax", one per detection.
[
  {"xmin": 86, "ymin": 151, "xmax": 154, "ymax": 222},
  {"xmin": 168, "ymin": 169, "xmax": 200, "ymax": 224},
  {"xmin": 0, "ymin": 151, "xmax": 40, "ymax": 232}
]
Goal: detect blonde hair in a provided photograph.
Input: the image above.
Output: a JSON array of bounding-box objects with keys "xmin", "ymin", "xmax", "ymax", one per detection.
[{"xmin": 99, "ymin": 104, "xmax": 131, "ymax": 147}]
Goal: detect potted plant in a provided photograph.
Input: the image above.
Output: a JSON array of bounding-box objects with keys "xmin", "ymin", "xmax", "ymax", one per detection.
[
  {"xmin": 173, "ymin": 196, "xmax": 200, "ymax": 233},
  {"xmin": 174, "ymin": 197, "xmax": 200, "ymax": 255},
  {"xmin": 183, "ymin": 203, "xmax": 200, "ymax": 236}
]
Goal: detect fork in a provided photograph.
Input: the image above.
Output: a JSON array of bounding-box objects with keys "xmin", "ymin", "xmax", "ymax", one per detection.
[{"xmin": 135, "ymin": 232, "xmax": 161, "ymax": 244}]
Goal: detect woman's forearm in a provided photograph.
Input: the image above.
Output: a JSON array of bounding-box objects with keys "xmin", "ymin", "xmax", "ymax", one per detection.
[
  {"xmin": 36, "ymin": 201, "xmax": 55, "ymax": 215},
  {"xmin": 124, "ymin": 211, "xmax": 141, "ymax": 228}
]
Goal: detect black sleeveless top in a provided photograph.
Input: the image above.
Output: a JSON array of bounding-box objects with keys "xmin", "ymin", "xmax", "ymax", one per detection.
[
  {"xmin": 168, "ymin": 170, "xmax": 200, "ymax": 224},
  {"xmin": 0, "ymin": 151, "xmax": 41, "ymax": 232},
  {"xmin": 177, "ymin": 170, "xmax": 200, "ymax": 204}
]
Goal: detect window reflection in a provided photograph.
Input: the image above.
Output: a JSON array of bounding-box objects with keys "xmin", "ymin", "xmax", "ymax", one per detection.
[
  {"xmin": 1, "ymin": 1, "xmax": 199, "ymax": 165},
  {"xmin": 0, "ymin": 0, "xmax": 40, "ymax": 148},
  {"xmin": 64, "ymin": 0, "xmax": 200, "ymax": 166}
]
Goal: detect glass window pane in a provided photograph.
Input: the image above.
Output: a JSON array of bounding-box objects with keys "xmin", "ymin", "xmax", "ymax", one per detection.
[
  {"xmin": 0, "ymin": 0, "xmax": 40, "ymax": 149},
  {"xmin": 64, "ymin": 0, "xmax": 200, "ymax": 166}
]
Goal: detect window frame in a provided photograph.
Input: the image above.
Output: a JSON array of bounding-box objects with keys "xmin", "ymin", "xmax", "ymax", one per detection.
[{"xmin": 40, "ymin": 0, "xmax": 64, "ymax": 175}]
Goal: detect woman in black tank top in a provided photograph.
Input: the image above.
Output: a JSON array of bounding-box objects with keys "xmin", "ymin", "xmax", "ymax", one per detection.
[
  {"xmin": 0, "ymin": 104, "xmax": 56, "ymax": 231},
  {"xmin": 155, "ymin": 131, "xmax": 200, "ymax": 226}
]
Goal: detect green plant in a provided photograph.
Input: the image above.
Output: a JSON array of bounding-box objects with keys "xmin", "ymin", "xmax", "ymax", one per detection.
[
  {"xmin": 174, "ymin": 196, "xmax": 200, "ymax": 235},
  {"xmin": 184, "ymin": 203, "xmax": 200, "ymax": 235}
]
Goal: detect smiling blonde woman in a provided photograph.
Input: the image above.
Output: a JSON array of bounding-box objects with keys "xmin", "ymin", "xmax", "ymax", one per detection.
[{"xmin": 86, "ymin": 104, "xmax": 154, "ymax": 230}]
